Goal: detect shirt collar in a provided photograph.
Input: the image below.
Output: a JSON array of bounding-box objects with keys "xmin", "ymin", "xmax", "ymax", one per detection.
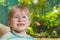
[{"xmin": 11, "ymin": 30, "xmax": 28, "ymax": 38}]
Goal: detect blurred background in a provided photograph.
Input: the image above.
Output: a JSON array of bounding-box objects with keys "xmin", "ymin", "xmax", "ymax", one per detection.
[{"xmin": 0, "ymin": 0, "xmax": 60, "ymax": 38}]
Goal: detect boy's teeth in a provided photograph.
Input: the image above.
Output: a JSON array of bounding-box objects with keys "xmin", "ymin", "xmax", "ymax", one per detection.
[
  {"xmin": 17, "ymin": 24, "xmax": 25, "ymax": 26},
  {"xmin": 20, "ymin": 23, "xmax": 24, "ymax": 25}
]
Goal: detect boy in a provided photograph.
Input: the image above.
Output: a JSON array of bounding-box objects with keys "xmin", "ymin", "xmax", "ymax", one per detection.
[{"xmin": 0, "ymin": 5, "xmax": 34, "ymax": 40}]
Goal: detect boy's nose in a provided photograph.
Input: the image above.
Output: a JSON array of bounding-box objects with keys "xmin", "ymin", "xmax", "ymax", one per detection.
[{"xmin": 18, "ymin": 18, "xmax": 23, "ymax": 22}]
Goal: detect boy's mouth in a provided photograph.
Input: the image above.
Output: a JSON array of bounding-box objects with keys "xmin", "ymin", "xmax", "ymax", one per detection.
[{"xmin": 17, "ymin": 23, "xmax": 25, "ymax": 26}]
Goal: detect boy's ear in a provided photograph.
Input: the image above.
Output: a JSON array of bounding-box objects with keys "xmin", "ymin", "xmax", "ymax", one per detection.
[
  {"xmin": 29, "ymin": 18, "xmax": 31, "ymax": 23},
  {"xmin": 8, "ymin": 21, "xmax": 11, "ymax": 27},
  {"xmin": 28, "ymin": 19, "xmax": 31, "ymax": 26}
]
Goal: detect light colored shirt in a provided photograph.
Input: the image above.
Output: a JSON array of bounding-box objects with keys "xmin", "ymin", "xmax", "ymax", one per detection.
[{"xmin": 0, "ymin": 31, "xmax": 34, "ymax": 40}]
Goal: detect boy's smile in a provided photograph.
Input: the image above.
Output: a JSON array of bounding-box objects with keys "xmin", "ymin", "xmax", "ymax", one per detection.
[{"xmin": 17, "ymin": 22, "xmax": 25, "ymax": 27}]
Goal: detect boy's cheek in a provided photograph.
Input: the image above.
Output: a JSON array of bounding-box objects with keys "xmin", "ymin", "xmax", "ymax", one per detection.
[{"xmin": 26, "ymin": 21, "xmax": 30, "ymax": 26}]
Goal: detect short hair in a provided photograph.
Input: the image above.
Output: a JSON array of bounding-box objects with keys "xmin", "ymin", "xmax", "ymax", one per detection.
[{"xmin": 7, "ymin": 5, "xmax": 30, "ymax": 26}]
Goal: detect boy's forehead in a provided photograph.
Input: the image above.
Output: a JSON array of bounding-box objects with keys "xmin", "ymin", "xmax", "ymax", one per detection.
[{"xmin": 13, "ymin": 9, "xmax": 29, "ymax": 16}]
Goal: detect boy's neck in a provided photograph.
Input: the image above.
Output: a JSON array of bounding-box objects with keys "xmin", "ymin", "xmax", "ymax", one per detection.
[
  {"xmin": 11, "ymin": 30, "xmax": 27, "ymax": 35},
  {"xmin": 18, "ymin": 30, "xmax": 27, "ymax": 35}
]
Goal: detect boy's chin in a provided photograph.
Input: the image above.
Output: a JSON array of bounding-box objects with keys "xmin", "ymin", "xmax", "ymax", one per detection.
[{"xmin": 14, "ymin": 29, "xmax": 26, "ymax": 33}]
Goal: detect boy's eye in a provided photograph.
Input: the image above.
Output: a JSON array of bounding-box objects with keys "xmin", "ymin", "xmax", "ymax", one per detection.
[
  {"xmin": 23, "ymin": 16, "xmax": 26, "ymax": 18},
  {"xmin": 14, "ymin": 17, "xmax": 18, "ymax": 18}
]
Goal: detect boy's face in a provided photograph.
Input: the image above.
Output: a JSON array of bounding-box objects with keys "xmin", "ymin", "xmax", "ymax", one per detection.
[{"xmin": 10, "ymin": 9, "xmax": 30, "ymax": 32}]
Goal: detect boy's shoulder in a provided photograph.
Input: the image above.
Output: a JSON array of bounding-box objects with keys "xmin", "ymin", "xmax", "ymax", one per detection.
[
  {"xmin": 0, "ymin": 32, "xmax": 35, "ymax": 40},
  {"xmin": 0, "ymin": 32, "xmax": 13, "ymax": 40},
  {"xmin": 26, "ymin": 34, "xmax": 34, "ymax": 40}
]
